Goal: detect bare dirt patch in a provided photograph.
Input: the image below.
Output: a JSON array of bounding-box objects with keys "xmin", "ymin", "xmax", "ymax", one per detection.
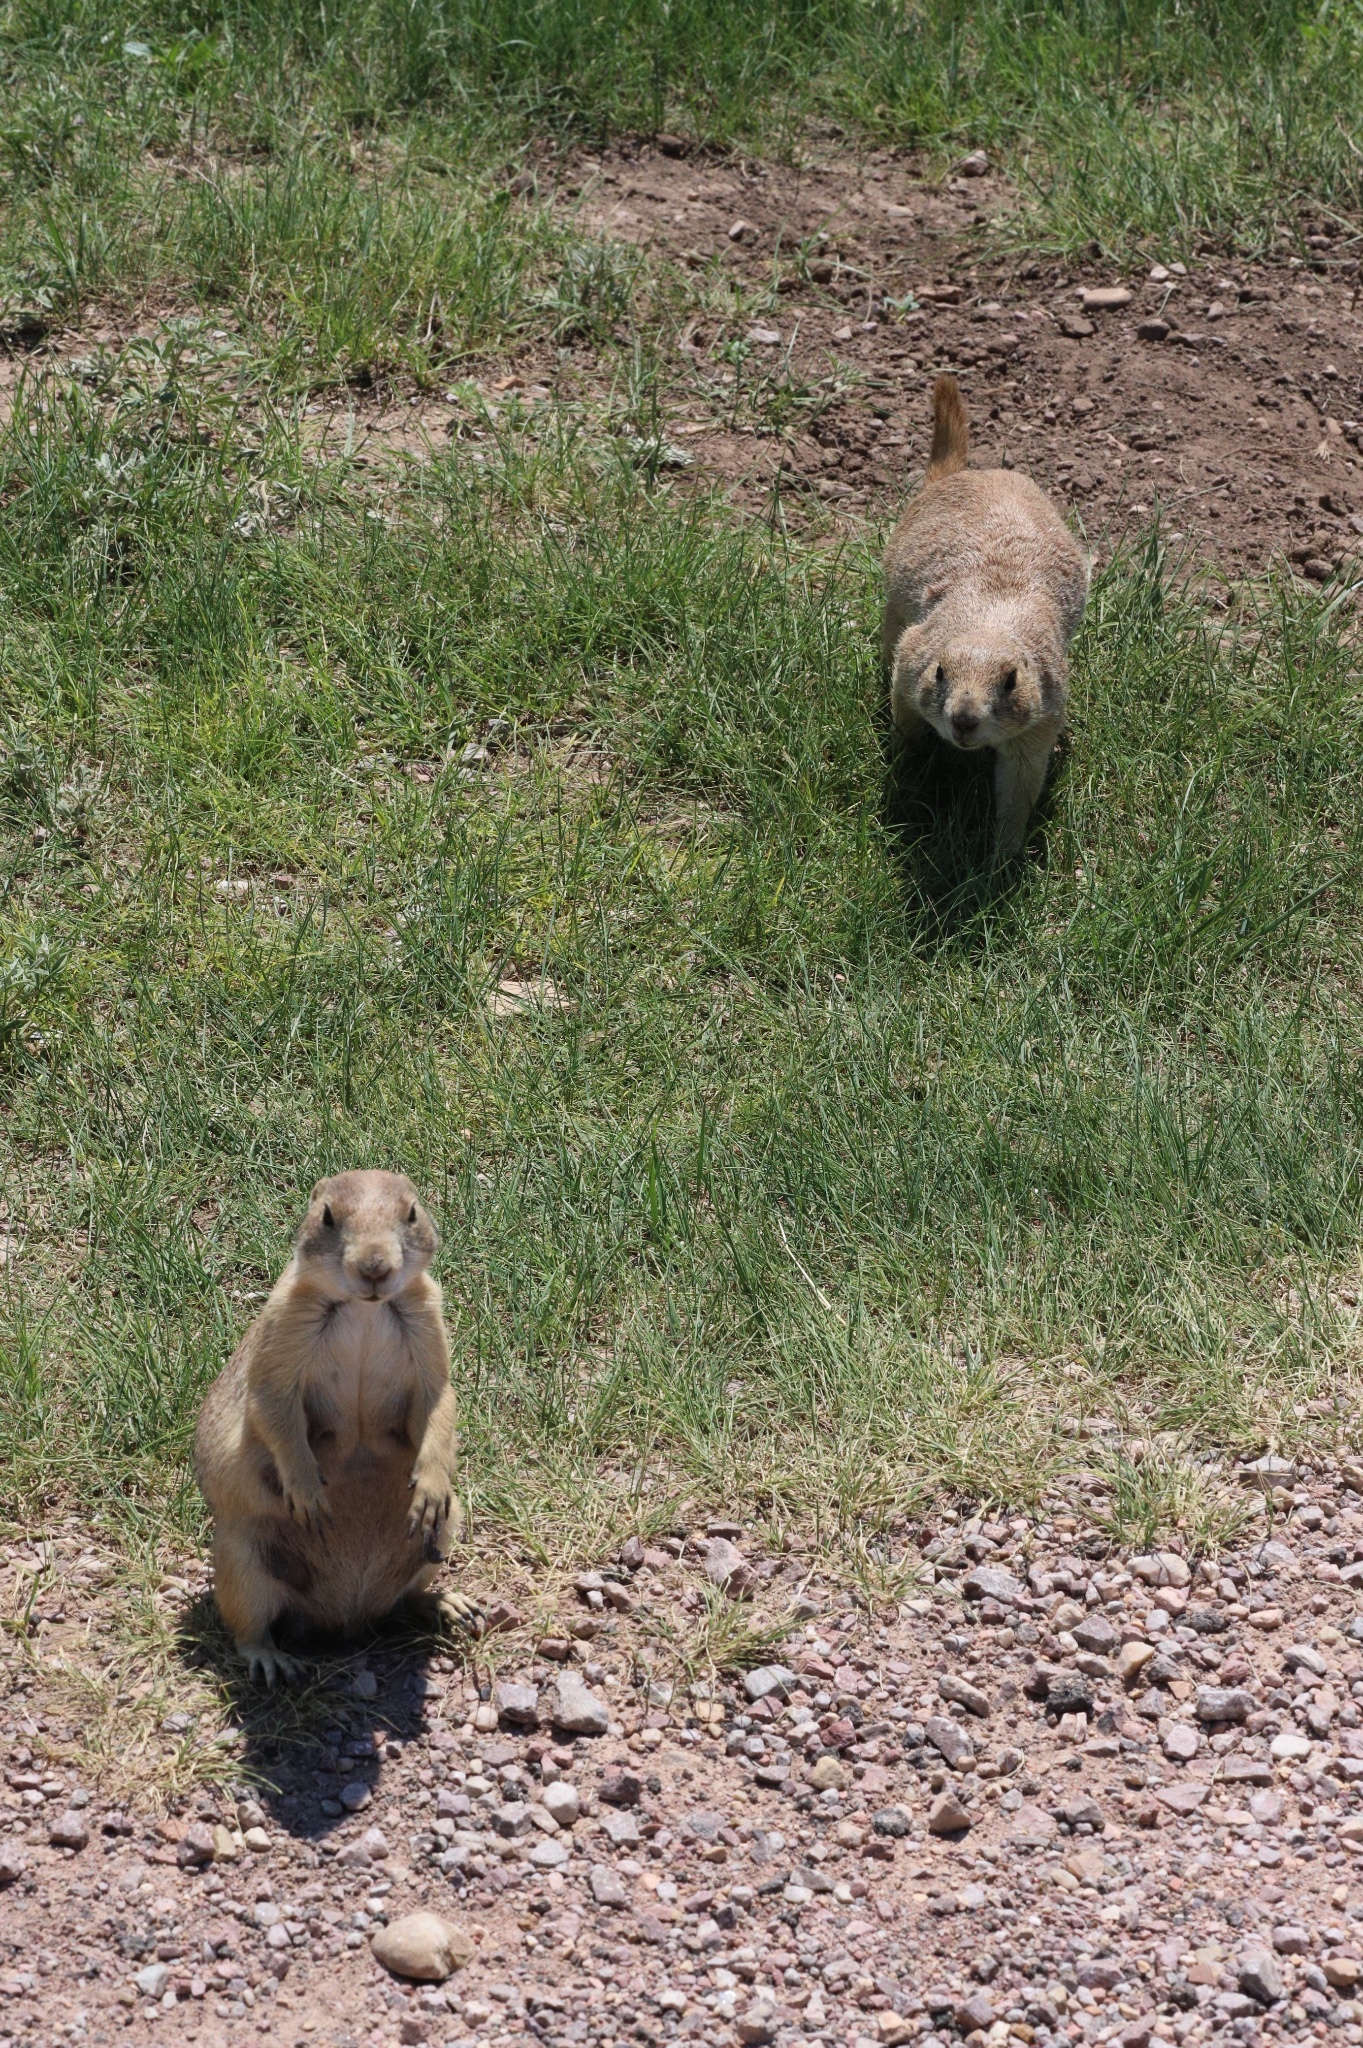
[
  {"xmin": 8, "ymin": 1458, "xmax": 1363, "ymax": 2048},
  {"xmin": 543, "ymin": 140, "xmax": 1363, "ymax": 580}
]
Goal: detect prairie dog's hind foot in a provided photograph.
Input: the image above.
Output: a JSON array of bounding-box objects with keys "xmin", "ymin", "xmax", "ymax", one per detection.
[
  {"xmin": 238, "ymin": 1636, "xmax": 308, "ymax": 1688},
  {"xmin": 408, "ymin": 1585, "xmax": 484, "ymax": 1637}
]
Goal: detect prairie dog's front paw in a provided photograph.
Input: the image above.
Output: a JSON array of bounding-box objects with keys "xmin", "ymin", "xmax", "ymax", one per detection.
[
  {"xmin": 408, "ymin": 1465, "xmax": 454, "ymax": 1539},
  {"xmin": 282, "ymin": 1470, "xmax": 331, "ymax": 1533}
]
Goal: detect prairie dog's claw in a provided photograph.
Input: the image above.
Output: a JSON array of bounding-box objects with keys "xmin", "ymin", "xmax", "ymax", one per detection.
[
  {"xmin": 241, "ymin": 1642, "xmax": 306, "ymax": 1689},
  {"xmin": 436, "ymin": 1590, "xmax": 483, "ymax": 1636},
  {"xmin": 284, "ymin": 1480, "xmax": 331, "ymax": 1533},
  {"xmin": 408, "ymin": 1470, "xmax": 453, "ymax": 1539}
]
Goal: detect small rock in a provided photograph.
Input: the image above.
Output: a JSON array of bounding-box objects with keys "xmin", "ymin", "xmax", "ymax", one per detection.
[
  {"xmin": 744, "ymin": 1665, "xmax": 797, "ymax": 1703},
  {"xmin": 1137, "ymin": 319, "xmax": 1171, "ymax": 342},
  {"xmin": 1080, "ymin": 287, "xmax": 1133, "ymax": 310},
  {"xmin": 361, "ymin": 1826, "xmax": 390, "ymax": 1860},
  {"xmin": 1156, "ymin": 1783, "xmax": 1209, "ymax": 1816},
  {"xmin": 619, "ymin": 1536, "xmax": 645, "ymax": 1571},
  {"xmin": 243, "ymin": 1827, "xmax": 270, "ymax": 1852},
  {"xmin": 728, "ymin": 220, "xmax": 751, "ymax": 243},
  {"xmin": 176, "ymin": 1821, "xmax": 216, "ymax": 1868},
  {"xmin": 1055, "ymin": 1796, "xmax": 1104, "ymax": 1833},
  {"xmin": 1250, "ymin": 1788, "xmax": 1283, "ymax": 1823},
  {"xmin": 483, "ymin": 1599, "xmax": 523, "ymax": 1632},
  {"xmin": 1238, "ymin": 1455, "xmax": 1296, "ymax": 1486},
  {"xmin": 962, "ymin": 1565, "xmax": 1025, "ymax": 1606},
  {"xmin": 542, "ymin": 1782, "xmax": 580, "ymax": 1827},
  {"xmin": 1046, "ymin": 1675, "xmax": 1095, "ymax": 1718},
  {"xmin": 0, "ymin": 1849, "xmax": 26, "ymax": 1886},
  {"xmin": 1117, "ymin": 1641, "xmax": 1156, "ymax": 1685},
  {"xmin": 955, "ymin": 150, "xmax": 991, "ymax": 177},
  {"xmin": 496, "ymin": 1682, "xmax": 540, "ymax": 1728},
  {"xmin": 809, "ymin": 1756, "xmax": 847, "ymax": 1790},
  {"xmin": 1324, "ymin": 1957, "xmax": 1361, "ymax": 1991},
  {"xmin": 135, "ymin": 1963, "xmax": 171, "ymax": 1999},
  {"xmin": 1284, "ymin": 1643, "xmax": 1328, "ymax": 1677},
  {"xmin": 1131, "ymin": 1552, "xmax": 1191, "ymax": 1588},
  {"xmin": 924, "ymin": 1715, "xmax": 974, "ymax": 1767},
  {"xmin": 746, "ymin": 326, "xmax": 781, "ymax": 346},
  {"xmin": 371, "ymin": 1913, "xmax": 474, "ymax": 1983},
  {"xmin": 1059, "ymin": 315, "xmax": 1095, "ymax": 339},
  {"xmin": 1195, "ymin": 1687, "xmax": 1256, "ymax": 1724},
  {"xmin": 1269, "ymin": 1731, "xmax": 1312, "ymax": 1762},
  {"xmin": 938, "ymin": 1673, "xmax": 991, "ymax": 1717},
  {"xmin": 1009, "ymin": 1804, "xmax": 1059, "ymax": 1845},
  {"xmin": 928, "ymin": 1789, "xmax": 972, "ymax": 1835},
  {"xmin": 350, "ymin": 1668, "xmax": 378, "ymax": 1700},
  {"xmin": 1161, "ymin": 1721, "xmax": 1200, "ymax": 1761},
  {"xmin": 736, "ymin": 2004, "xmax": 778, "ymax": 2045},
  {"xmin": 704, "ymin": 1538, "xmax": 756, "ymax": 1597},
  {"xmin": 1273, "ymin": 1926, "xmax": 1310, "ymax": 1956},
  {"xmin": 1221, "ymin": 1756, "xmax": 1271, "ymax": 1786},
  {"xmin": 956, "ymin": 1993, "xmax": 997, "ymax": 2032},
  {"xmin": 552, "ymin": 1673, "xmax": 609, "ymax": 1737},
  {"xmin": 872, "ymin": 1806, "xmax": 912, "ymax": 1837},
  {"xmin": 339, "ymin": 1782, "xmax": 371, "ymax": 1812},
  {"xmin": 1073, "ymin": 1615, "xmax": 1119, "ymax": 1655},
  {"xmin": 599, "ymin": 1809, "xmax": 640, "ymax": 1847},
  {"xmin": 49, "ymin": 1812, "xmax": 90, "ymax": 1851},
  {"xmin": 529, "ymin": 1837, "xmax": 571, "ymax": 1869},
  {"xmin": 589, "ymin": 1864, "xmax": 628, "ymax": 1907},
  {"xmin": 599, "ymin": 1770, "xmax": 642, "ymax": 1807},
  {"xmin": 1238, "ymin": 1952, "xmax": 1284, "ymax": 2005}
]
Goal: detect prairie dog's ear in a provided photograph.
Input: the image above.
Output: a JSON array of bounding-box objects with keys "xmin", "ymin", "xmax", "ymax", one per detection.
[{"xmin": 309, "ymin": 1179, "xmax": 328, "ymax": 1204}]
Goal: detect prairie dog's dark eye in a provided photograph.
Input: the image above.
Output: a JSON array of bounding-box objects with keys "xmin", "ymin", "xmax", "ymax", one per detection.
[
  {"xmin": 322, "ymin": 1204, "xmax": 335, "ymax": 1229},
  {"xmin": 935, "ymin": 664, "xmax": 946, "ymax": 686},
  {"xmin": 408, "ymin": 1203, "xmax": 418, "ymax": 1223},
  {"xmin": 1002, "ymin": 669, "xmax": 1017, "ymax": 693}
]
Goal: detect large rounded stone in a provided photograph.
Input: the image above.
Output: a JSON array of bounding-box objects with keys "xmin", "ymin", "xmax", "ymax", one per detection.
[{"xmin": 371, "ymin": 1912, "xmax": 474, "ymax": 1983}]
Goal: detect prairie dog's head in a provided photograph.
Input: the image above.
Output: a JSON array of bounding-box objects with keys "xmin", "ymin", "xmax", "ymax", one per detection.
[
  {"xmin": 897, "ymin": 621, "xmax": 1064, "ymax": 752},
  {"xmin": 295, "ymin": 1170, "xmax": 437, "ymax": 1302}
]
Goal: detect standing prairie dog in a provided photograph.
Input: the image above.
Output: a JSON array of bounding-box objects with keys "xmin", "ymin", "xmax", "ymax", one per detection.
[
  {"xmin": 883, "ymin": 374, "xmax": 1089, "ymax": 859},
  {"xmin": 194, "ymin": 1171, "xmax": 478, "ymax": 1686}
]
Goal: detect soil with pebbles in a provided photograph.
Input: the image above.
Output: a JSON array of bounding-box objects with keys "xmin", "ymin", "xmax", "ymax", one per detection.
[
  {"xmin": 546, "ymin": 139, "xmax": 1363, "ymax": 582},
  {"xmin": 9, "ymin": 1456, "xmax": 1363, "ymax": 2048}
]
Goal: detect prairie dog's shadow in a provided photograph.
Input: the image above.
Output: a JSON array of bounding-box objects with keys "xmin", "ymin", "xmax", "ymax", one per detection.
[
  {"xmin": 176, "ymin": 1591, "xmax": 460, "ymax": 1853},
  {"xmin": 879, "ymin": 703, "xmax": 1060, "ymax": 933}
]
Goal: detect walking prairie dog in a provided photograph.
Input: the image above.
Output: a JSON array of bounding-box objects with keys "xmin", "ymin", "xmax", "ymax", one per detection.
[
  {"xmin": 883, "ymin": 374, "xmax": 1089, "ymax": 859},
  {"xmin": 194, "ymin": 1170, "xmax": 478, "ymax": 1686}
]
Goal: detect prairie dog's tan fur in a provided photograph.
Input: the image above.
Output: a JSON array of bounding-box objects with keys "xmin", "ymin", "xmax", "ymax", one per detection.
[
  {"xmin": 883, "ymin": 374, "xmax": 1089, "ymax": 858},
  {"xmin": 194, "ymin": 1170, "xmax": 477, "ymax": 1686}
]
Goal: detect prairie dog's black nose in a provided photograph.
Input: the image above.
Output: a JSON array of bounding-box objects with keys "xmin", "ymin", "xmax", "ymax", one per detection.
[
  {"xmin": 951, "ymin": 710, "xmax": 980, "ymax": 738},
  {"xmin": 358, "ymin": 1251, "xmax": 395, "ymax": 1282}
]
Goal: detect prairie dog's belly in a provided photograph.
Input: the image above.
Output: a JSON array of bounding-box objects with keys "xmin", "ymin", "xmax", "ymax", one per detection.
[{"xmin": 257, "ymin": 1301, "xmax": 433, "ymax": 1629}]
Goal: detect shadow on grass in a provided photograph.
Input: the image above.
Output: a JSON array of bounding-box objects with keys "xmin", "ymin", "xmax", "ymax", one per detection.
[
  {"xmin": 879, "ymin": 715, "xmax": 1062, "ymax": 943},
  {"xmin": 176, "ymin": 1593, "xmax": 480, "ymax": 1856}
]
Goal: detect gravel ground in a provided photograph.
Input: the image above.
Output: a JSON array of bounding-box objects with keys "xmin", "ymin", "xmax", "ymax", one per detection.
[{"xmin": 8, "ymin": 1452, "xmax": 1363, "ymax": 2048}]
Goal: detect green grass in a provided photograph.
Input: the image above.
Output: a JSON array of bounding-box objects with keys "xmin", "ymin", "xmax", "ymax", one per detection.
[
  {"xmin": 0, "ymin": 0, "xmax": 1358, "ymax": 362},
  {"xmin": 2, "ymin": 0, "xmax": 1363, "ymax": 1586},
  {"xmin": 1, "ymin": 354, "xmax": 1361, "ymax": 1562}
]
